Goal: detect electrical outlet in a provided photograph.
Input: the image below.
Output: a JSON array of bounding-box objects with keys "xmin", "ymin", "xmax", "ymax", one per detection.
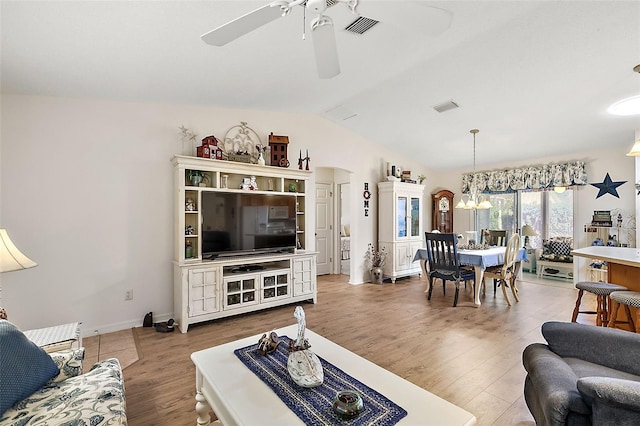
[{"xmin": 125, "ymin": 289, "xmax": 133, "ymax": 301}]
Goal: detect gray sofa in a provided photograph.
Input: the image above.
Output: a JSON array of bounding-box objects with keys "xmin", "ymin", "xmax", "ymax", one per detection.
[{"xmin": 523, "ymin": 321, "xmax": 640, "ymax": 425}]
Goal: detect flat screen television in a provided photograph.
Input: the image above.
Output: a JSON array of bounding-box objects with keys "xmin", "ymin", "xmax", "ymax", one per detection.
[{"xmin": 201, "ymin": 191, "xmax": 297, "ymax": 259}]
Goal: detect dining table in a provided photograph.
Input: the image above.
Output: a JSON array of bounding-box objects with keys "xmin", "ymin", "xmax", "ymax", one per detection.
[{"xmin": 412, "ymin": 246, "xmax": 528, "ymax": 306}]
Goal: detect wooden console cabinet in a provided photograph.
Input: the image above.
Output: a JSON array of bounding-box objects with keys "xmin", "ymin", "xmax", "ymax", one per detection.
[{"xmin": 172, "ymin": 156, "xmax": 316, "ymax": 332}]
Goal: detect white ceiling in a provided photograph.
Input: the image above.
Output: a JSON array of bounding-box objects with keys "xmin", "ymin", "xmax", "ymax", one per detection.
[{"xmin": 2, "ymin": 1, "xmax": 639, "ymax": 170}]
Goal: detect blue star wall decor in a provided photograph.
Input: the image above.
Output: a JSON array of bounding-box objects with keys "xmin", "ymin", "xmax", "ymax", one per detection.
[{"xmin": 590, "ymin": 173, "xmax": 626, "ymax": 199}]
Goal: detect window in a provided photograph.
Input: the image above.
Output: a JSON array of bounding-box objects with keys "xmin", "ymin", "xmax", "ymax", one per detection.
[
  {"xmin": 476, "ymin": 193, "xmax": 517, "ymax": 236},
  {"xmin": 476, "ymin": 189, "xmax": 573, "ymax": 249},
  {"xmin": 521, "ymin": 189, "xmax": 573, "ymax": 248}
]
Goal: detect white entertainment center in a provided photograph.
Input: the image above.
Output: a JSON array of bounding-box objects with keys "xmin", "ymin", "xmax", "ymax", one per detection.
[{"xmin": 172, "ymin": 156, "xmax": 316, "ymax": 333}]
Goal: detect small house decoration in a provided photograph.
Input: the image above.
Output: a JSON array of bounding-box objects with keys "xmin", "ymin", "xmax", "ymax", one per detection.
[
  {"xmin": 269, "ymin": 132, "xmax": 290, "ymax": 167},
  {"xmin": 197, "ymin": 135, "xmax": 223, "ymax": 160}
]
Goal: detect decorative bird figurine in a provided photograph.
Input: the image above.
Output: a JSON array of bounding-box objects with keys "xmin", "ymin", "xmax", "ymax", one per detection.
[{"xmin": 287, "ymin": 306, "xmax": 323, "ymax": 387}]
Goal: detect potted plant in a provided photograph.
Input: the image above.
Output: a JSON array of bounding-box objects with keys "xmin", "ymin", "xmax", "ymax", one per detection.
[
  {"xmin": 187, "ymin": 170, "xmax": 209, "ymax": 187},
  {"xmin": 365, "ymin": 244, "xmax": 387, "ymax": 284}
]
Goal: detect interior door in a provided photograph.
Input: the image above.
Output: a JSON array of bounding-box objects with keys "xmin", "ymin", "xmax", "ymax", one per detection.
[{"xmin": 315, "ymin": 183, "xmax": 333, "ymax": 275}]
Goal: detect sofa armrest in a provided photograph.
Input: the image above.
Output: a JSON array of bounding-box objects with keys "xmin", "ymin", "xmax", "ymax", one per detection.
[
  {"xmin": 578, "ymin": 377, "xmax": 640, "ymax": 423},
  {"xmin": 522, "ymin": 343, "xmax": 590, "ymax": 424},
  {"xmin": 47, "ymin": 347, "xmax": 85, "ymax": 383},
  {"xmin": 535, "ymin": 248, "xmax": 543, "ymax": 261},
  {"xmin": 542, "ymin": 322, "xmax": 640, "ymax": 376}
]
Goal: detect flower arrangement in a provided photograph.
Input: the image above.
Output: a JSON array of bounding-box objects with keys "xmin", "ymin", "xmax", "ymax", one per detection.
[{"xmin": 365, "ymin": 243, "xmax": 387, "ymax": 268}]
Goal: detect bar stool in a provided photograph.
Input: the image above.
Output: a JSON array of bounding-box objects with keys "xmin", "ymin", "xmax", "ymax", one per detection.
[
  {"xmin": 571, "ymin": 281, "xmax": 628, "ymax": 326},
  {"xmin": 609, "ymin": 291, "xmax": 640, "ymax": 332}
]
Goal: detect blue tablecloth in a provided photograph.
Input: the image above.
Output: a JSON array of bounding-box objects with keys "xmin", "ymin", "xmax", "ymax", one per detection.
[{"xmin": 413, "ymin": 246, "xmax": 528, "ymax": 269}]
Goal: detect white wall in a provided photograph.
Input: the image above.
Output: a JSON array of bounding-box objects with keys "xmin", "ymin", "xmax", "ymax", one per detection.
[
  {"xmin": 0, "ymin": 94, "xmax": 431, "ymax": 335},
  {"xmin": 5, "ymin": 94, "xmax": 627, "ymax": 334}
]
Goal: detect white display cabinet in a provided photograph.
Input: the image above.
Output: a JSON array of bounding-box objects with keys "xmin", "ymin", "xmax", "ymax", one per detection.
[{"xmin": 377, "ymin": 181, "xmax": 425, "ymax": 283}]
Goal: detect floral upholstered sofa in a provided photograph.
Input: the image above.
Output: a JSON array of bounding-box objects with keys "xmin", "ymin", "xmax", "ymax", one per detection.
[
  {"xmin": 535, "ymin": 237, "xmax": 574, "ymax": 279},
  {"xmin": 0, "ymin": 320, "xmax": 127, "ymax": 425}
]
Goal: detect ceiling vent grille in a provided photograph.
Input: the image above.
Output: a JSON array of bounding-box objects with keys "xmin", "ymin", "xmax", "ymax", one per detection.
[
  {"xmin": 433, "ymin": 100, "xmax": 460, "ymax": 113},
  {"xmin": 344, "ymin": 17, "xmax": 379, "ymax": 34}
]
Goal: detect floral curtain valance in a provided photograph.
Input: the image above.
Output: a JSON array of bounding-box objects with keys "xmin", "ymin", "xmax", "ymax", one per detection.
[{"xmin": 461, "ymin": 161, "xmax": 588, "ymax": 194}]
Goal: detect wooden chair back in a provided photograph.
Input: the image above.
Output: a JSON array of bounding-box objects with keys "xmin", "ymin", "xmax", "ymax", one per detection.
[
  {"xmin": 501, "ymin": 234, "xmax": 521, "ymax": 277},
  {"xmin": 424, "ymin": 232, "xmax": 464, "ymax": 275},
  {"xmin": 481, "ymin": 229, "xmax": 508, "ymax": 246}
]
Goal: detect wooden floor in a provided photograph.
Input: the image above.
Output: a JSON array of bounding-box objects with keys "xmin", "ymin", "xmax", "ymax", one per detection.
[{"xmin": 117, "ymin": 273, "xmax": 593, "ymax": 426}]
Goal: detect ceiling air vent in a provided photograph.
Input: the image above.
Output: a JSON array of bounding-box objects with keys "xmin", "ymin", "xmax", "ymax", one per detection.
[
  {"xmin": 433, "ymin": 100, "xmax": 460, "ymax": 113},
  {"xmin": 344, "ymin": 16, "xmax": 379, "ymax": 35}
]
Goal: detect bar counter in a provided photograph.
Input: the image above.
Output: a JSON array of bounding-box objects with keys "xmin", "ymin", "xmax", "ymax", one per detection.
[{"xmin": 572, "ymin": 246, "xmax": 640, "ymax": 330}]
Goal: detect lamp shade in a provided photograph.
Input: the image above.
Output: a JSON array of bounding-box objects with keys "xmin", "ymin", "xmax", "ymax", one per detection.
[
  {"xmin": 0, "ymin": 229, "xmax": 37, "ymax": 272},
  {"xmin": 626, "ymin": 139, "xmax": 640, "ymax": 156},
  {"xmin": 521, "ymin": 225, "xmax": 537, "ymax": 237}
]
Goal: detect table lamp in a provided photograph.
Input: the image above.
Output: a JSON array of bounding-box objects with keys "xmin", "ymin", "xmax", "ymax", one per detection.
[
  {"xmin": 521, "ymin": 225, "xmax": 537, "ymax": 249},
  {"xmin": 0, "ymin": 228, "xmax": 38, "ymax": 319}
]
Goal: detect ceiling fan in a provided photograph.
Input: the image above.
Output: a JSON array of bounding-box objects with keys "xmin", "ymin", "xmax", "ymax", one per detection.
[
  {"xmin": 201, "ymin": 0, "xmax": 360, "ymax": 79},
  {"xmin": 201, "ymin": 1, "xmax": 453, "ymax": 79}
]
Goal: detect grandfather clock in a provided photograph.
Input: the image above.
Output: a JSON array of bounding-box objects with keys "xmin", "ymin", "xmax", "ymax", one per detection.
[{"xmin": 432, "ymin": 190, "xmax": 454, "ymax": 233}]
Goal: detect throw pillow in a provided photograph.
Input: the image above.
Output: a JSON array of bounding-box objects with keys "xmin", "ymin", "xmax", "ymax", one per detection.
[{"xmin": 0, "ymin": 320, "xmax": 60, "ymax": 415}]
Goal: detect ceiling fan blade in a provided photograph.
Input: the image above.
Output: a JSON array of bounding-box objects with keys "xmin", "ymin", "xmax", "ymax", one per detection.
[
  {"xmin": 312, "ymin": 17, "xmax": 340, "ymax": 79},
  {"xmin": 201, "ymin": 3, "xmax": 284, "ymax": 46}
]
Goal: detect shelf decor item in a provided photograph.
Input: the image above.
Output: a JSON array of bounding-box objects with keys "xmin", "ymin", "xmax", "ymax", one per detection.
[
  {"xmin": 187, "ymin": 170, "xmax": 209, "ymax": 187},
  {"xmin": 287, "ymin": 306, "xmax": 323, "ymax": 388},
  {"xmin": 222, "ymin": 121, "xmax": 263, "ymax": 164},
  {"xmin": 179, "ymin": 125, "xmax": 197, "ymax": 156},
  {"xmin": 269, "ymin": 132, "xmax": 290, "ymax": 167}
]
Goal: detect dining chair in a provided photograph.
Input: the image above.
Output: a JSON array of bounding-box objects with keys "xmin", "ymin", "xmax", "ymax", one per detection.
[
  {"xmin": 482, "ymin": 229, "xmax": 508, "ymax": 246},
  {"xmin": 482, "ymin": 233, "xmax": 521, "ymax": 306},
  {"xmin": 424, "ymin": 232, "xmax": 475, "ymax": 307}
]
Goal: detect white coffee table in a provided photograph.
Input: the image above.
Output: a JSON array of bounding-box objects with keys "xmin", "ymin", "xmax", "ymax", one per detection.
[{"xmin": 191, "ymin": 325, "xmax": 476, "ymax": 425}]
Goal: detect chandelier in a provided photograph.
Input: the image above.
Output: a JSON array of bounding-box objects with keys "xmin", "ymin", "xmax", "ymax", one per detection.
[{"xmin": 455, "ymin": 129, "xmax": 493, "ymax": 210}]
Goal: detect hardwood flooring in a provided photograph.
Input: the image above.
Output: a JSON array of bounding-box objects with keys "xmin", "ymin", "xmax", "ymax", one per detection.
[{"xmin": 113, "ymin": 273, "xmax": 593, "ymax": 425}]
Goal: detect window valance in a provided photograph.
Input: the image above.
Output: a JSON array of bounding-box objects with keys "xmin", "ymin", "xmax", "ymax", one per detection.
[{"xmin": 461, "ymin": 161, "xmax": 588, "ymax": 193}]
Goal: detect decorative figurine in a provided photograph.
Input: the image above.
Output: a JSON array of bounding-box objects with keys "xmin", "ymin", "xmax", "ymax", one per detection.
[
  {"xmin": 185, "ymin": 225, "xmax": 194, "ymax": 235},
  {"xmin": 298, "ymin": 150, "xmax": 310, "ymax": 170},
  {"xmin": 185, "ymin": 198, "xmax": 196, "ymax": 211},
  {"xmin": 241, "ymin": 177, "xmax": 251, "ymax": 190},
  {"xmin": 256, "ymin": 145, "xmax": 266, "ymax": 166},
  {"xmin": 257, "ymin": 331, "xmax": 280, "ymax": 355},
  {"xmin": 287, "ymin": 306, "xmax": 323, "ymax": 388},
  {"xmin": 249, "ymin": 176, "xmax": 258, "ymax": 190}
]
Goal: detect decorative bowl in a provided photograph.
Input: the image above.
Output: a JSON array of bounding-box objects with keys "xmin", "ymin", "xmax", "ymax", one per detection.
[{"xmin": 332, "ymin": 390, "xmax": 364, "ymax": 419}]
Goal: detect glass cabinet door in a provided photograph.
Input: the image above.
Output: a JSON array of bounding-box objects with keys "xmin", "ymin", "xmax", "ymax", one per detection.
[
  {"xmin": 397, "ymin": 196, "xmax": 407, "ymax": 237},
  {"xmin": 410, "ymin": 197, "xmax": 420, "ymax": 237}
]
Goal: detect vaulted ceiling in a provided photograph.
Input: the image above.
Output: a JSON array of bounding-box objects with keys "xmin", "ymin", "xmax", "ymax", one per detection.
[{"xmin": 2, "ymin": 1, "xmax": 639, "ymax": 170}]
